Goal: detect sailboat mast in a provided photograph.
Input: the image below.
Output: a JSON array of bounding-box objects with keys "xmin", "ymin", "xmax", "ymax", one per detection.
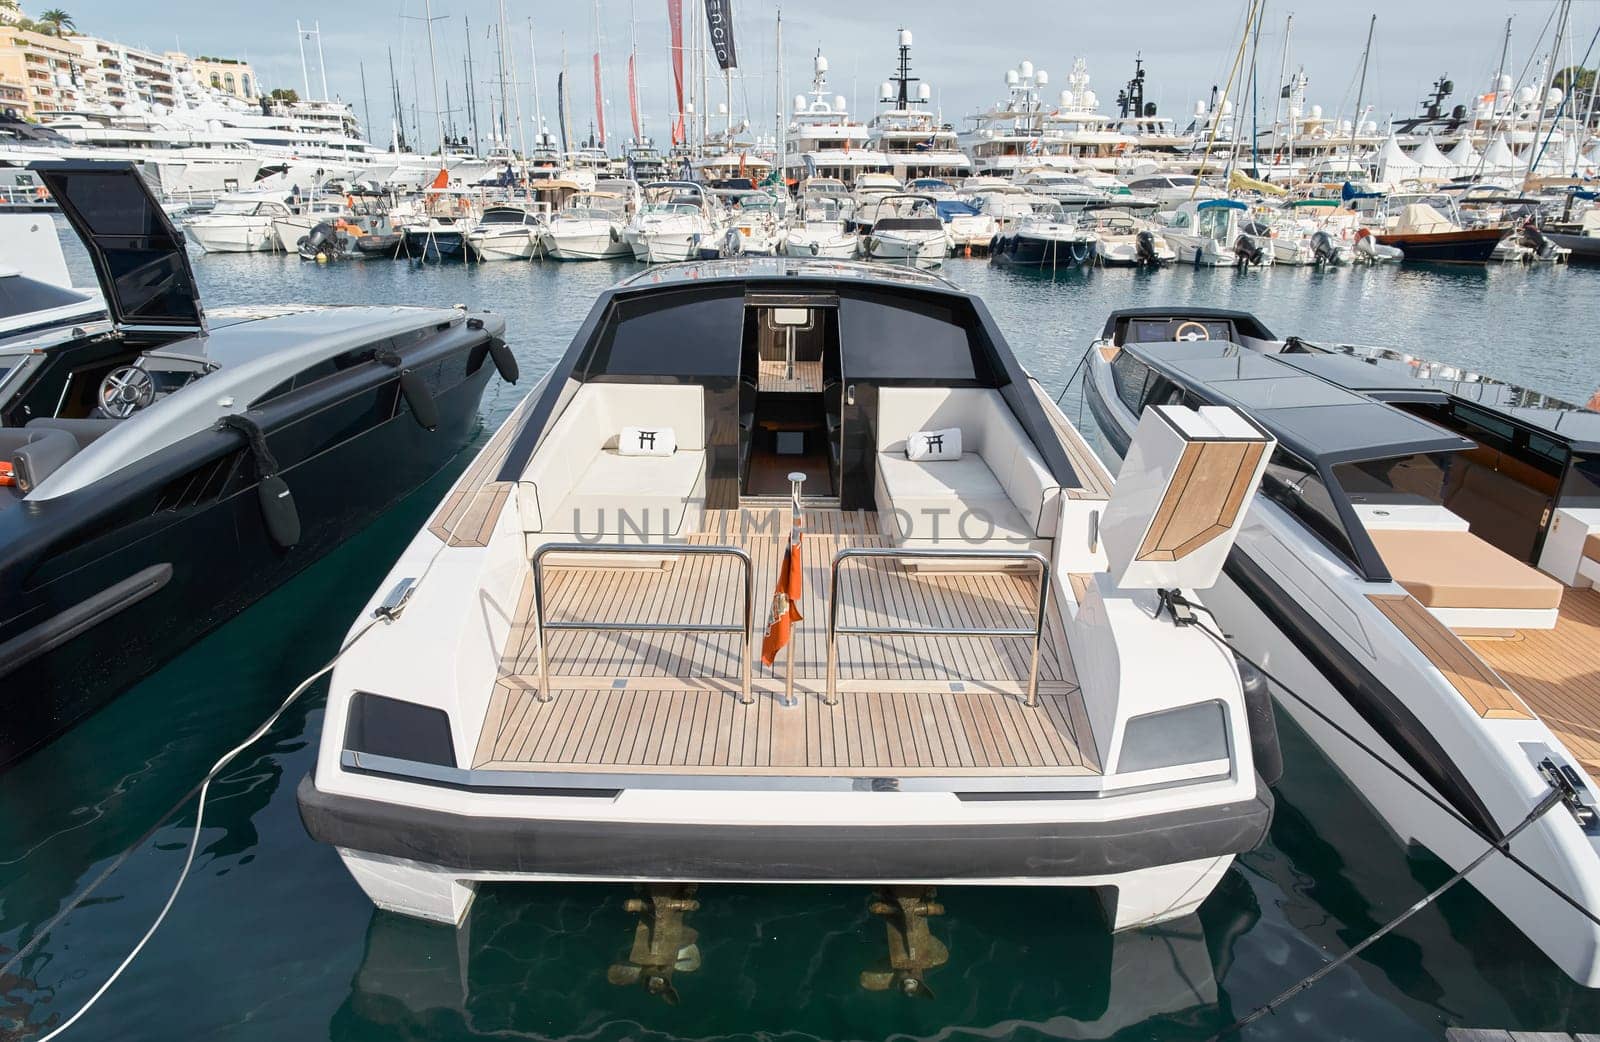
[
  {"xmin": 500, "ymin": 0, "xmax": 527, "ymax": 159},
  {"xmin": 297, "ymin": 21, "xmax": 312, "ymax": 101},
  {"xmin": 1347, "ymin": 14, "xmax": 1375, "ymax": 178},
  {"xmin": 1525, "ymin": 0, "xmax": 1572, "ymax": 186},
  {"xmin": 422, "ymin": 0, "xmax": 447, "ymax": 160},
  {"xmin": 775, "ymin": 6, "xmax": 784, "ymax": 188},
  {"xmin": 316, "ymin": 21, "xmax": 330, "ymax": 101},
  {"xmin": 1272, "ymin": 14, "xmax": 1291, "ymax": 164},
  {"xmin": 360, "ymin": 62, "xmax": 372, "ymax": 143},
  {"xmin": 529, "ymin": 18, "xmax": 546, "ymax": 141},
  {"xmin": 464, "ymin": 19, "xmax": 481, "ymax": 154}
]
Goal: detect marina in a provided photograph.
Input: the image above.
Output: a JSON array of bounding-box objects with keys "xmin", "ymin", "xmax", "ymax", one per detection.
[{"xmin": 3, "ymin": 0, "xmax": 1600, "ymax": 1038}]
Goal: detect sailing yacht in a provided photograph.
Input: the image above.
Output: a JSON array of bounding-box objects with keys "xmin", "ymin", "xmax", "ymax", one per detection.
[
  {"xmin": 781, "ymin": 52, "xmax": 892, "ymax": 189},
  {"xmin": 866, "ymin": 31, "xmax": 971, "ymax": 183},
  {"xmin": 299, "ymin": 258, "xmax": 1277, "ymax": 937},
  {"xmin": 1083, "ymin": 308, "xmax": 1600, "ymax": 988}
]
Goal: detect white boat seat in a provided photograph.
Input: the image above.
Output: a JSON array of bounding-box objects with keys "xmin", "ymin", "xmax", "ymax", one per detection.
[
  {"xmin": 541, "ymin": 449, "xmax": 706, "ymax": 542},
  {"xmin": 875, "ymin": 454, "xmax": 1038, "ymax": 549}
]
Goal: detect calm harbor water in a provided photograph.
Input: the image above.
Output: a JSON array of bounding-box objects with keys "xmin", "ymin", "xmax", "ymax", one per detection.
[{"xmin": 5, "ymin": 237, "xmax": 1600, "ymax": 1041}]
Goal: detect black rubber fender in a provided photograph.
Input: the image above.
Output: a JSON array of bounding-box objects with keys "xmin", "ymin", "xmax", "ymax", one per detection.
[
  {"xmin": 486, "ymin": 338, "xmax": 519, "ymax": 383},
  {"xmin": 1237, "ymin": 655, "xmax": 1284, "ymax": 787},
  {"xmin": 397, "ymin": 369, "xmax": 440, "ymax": 431},
  {"xmin": 257, "ymin": 474, "xmax": 301, "ymax": 549}
]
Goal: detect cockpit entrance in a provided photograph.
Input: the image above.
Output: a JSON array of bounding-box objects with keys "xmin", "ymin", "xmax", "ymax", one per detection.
[{"xmin": 740, "ymin": 298, "xmax": 841, "ymax": 498}]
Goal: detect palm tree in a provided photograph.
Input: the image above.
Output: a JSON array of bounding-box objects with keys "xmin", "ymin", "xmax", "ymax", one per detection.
[{"xmin": 37, "ymin": 9, "xmax": 75, "ymax": 36}]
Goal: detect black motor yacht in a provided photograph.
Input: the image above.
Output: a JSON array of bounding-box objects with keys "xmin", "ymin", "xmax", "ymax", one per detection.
[{"xmin": 0, "ymin": 161, "xmax": 515, "ymax": 768}]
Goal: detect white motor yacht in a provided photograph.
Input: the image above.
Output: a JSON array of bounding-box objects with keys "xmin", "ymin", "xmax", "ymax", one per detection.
[
  {"xmin": 783, "ymin": 194, "xmax": 858, "ymax": 259},
  {"xmin": 1085, "ymin": 209, "xmax": 1175, "ymax": 267},
  {"xmin": 540, "ymin": 193, "xmax": 632, "ymax": 261},
  {"xmin": 271, "ymin": 197, "xmax": 353, "ymax": 254},
  {"xmin": 860, "ymin": 193, "xmax": 950, "ymax": 266},
  {"xmin": 781, "ymin": 52, "xmax": 892, "ymax": 189},
  {"xmin": 1083, "ymin": 307, "xmax": 1600, "ymax": 988},
  {"xmin": 867, "ymin": 31, "xmax": 971, "ymax": 184},
  {"xmin": 631, "ymin": 182, "xmax": 723, "ymax": 263},
  {"xmin": 298, "ymin": 258, "xmax": 1278, "ymax": 942},
  {"xmin": 185, "ymin": 190, "xmax": 298, "ymax": 253},
  {"xmin": 466, "ymin": 205, "xmax": 546, "ymax": 262}
]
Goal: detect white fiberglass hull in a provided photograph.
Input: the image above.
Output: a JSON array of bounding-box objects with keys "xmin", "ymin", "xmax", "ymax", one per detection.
[
  {"xmin": 862, "ymin": 229, "xmax": 948, "ymax": 266},
  {"xmin": 783, "ymin": 232, "xmax": 858, "ymax": 259},
  {"xmin": 186, "ymin": 216, "xmax": 278, "ymax": 253},
  {"xmin": 1163, "ymin": 234, "xmax": 1239, "ymax": 268},
  {"xmin": 540, "ymin": 223, "xmax": 631, "ymax": 261},
  {"xmin": 468, "ymin": 229, "xmax": 538, "ymax": 261}
]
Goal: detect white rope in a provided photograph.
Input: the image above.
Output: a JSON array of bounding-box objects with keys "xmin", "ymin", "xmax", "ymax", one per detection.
[{"xmin": 31, "ymin": 614, "xmax": 386, "ymax": 1042}]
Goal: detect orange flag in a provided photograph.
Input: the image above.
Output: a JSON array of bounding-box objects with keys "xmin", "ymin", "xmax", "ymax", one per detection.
[
  {"xmin": 430, "ymin": 168, "xmax": 449, "ymax": 190},
  {"xmin": 760, "ymin": 531, "xmax": 804, "ymax": 666}
]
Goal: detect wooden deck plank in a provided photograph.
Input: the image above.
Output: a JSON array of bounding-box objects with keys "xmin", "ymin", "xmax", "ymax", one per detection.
[
  {"xmin": 1467, "ymin": 586, "xmax": 1600, "ymax": 777},
  {"xmin": 1371, "ymin": 594, "xmax": 1533, "ymax": 721}
]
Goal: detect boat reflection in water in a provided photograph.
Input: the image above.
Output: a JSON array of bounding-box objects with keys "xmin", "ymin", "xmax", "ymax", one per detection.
[{"xmin": 339, "ymin": 882, "xmax": 1259, "ymax": 1038}]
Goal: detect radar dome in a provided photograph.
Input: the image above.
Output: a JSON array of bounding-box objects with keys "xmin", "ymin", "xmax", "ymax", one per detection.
[
  {"xmin": 1006, "ymin": 69, "xmax": 1020, "ymax": 86},
  {"xmin": 1516, "ymin": 85, "xmax": 1535, "ymax": 105},
  {"xmin": 1019, "ymin": 60, "xmax": 1034, "ymax": 78},
  {"xmin": 794, "ymin": 93, "xmax": 807, "ymax": 112},
  {"xmin": 1060, "ymin": 90, "xmax": 1072, "ymax": 107},
  {"xmin": 1497, "ymin": 74, "xmax": 1512, "ymax": 93},
  {"xmin": 834, "ymin": 95, "xmax": 847, "ymax": 111},
  {"xmin": 1036, "ymin": 70, "xmax": 1049, "ymax": 86},
  {"xmin": 1084, "ymin": 89, "xmax": 1097, "ymax": 108},
  {"xmin": 1222, "ymin": 99, "xmax": 1234, "ymax": 115},
  {"xmin": 1193, "ymin": 100, "xmax": 1206, "ymax": 116},
  {"xmin": 898, "ymin": 29, "xmax": 912, "ymax": 47},
  {"xmin": 1548, "ymin": 86, "xmax": 1563, "ymax": 106},
  {"xmin": 717, "ymin": 102, "xmax": 728, "ymax": 115},
  {"xmin": 815, "ymin": 54, "xmax": 829, "ymax": 74},
  {"xmin": 880, "ymin": 81, "xmax": 892, "ymax": 100},
  {"xmin": 1310, "ymin": 103, "xmax": 1323, "ymax": 119},
  {"xmin": 918, "ymin": 83, "xmax": 931, "ymax": 101}
]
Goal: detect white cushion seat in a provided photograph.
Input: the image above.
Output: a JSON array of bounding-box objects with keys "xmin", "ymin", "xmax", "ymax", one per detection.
[
  {"xmin": 545, "ymin": 449, "xmax": 706, "ymax": 542},
  {"xmin": 876, "ymin": 453, "xmax": 1042, "ymax": 552}
]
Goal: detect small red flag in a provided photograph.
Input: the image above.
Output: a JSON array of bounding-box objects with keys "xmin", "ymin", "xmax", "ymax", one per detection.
[
  {"xmin": 760, "ymin": 533, "xmax": 804, "ymax": 666},
  {"xmin": 429, "ymin": 168, "xmax": 449, "ymax": 190}
]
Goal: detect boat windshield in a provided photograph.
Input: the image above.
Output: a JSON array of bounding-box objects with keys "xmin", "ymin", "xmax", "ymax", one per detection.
[
  {"xmin": 211, "ymin": 198, "xmax": 264, "ymax": 216},
  {"xmin": 480, "ymin": 209, "xmax": 529, "ymax": 225}
]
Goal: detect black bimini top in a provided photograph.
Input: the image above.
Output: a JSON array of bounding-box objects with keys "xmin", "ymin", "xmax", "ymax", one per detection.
[
  {"xmin": 1127, "ymin": 341, "xmax": 1474, "ymax": 465},
  {"xmin": 1273, "ymin": 348, "xmax": 1600, "ymax": 453}
]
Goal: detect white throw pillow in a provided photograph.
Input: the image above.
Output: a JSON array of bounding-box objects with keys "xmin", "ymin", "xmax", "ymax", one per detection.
[
  {"xmin": 618, "ymin": 426, "xmax": 677, "ymax": 456},
  {"xmin": 906, "ymin": 427, "xmax": 962, "ymax": 462}
]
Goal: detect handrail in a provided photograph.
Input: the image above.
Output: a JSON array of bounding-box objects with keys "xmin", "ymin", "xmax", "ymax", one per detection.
[
  {"xmin": 825, "ymin": 548, "xmax": 1052, "ymax": 708},
  {"xmin": 531, "ymin": 542, "xmax": 756, "ymax": 705}
]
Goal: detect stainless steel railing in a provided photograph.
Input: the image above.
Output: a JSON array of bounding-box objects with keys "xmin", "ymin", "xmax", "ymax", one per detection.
[
  {"xmin": 824, "ymin": 548, "xmax": 1053, "ymax": 708},
  {"xmin": 531, "ymin": 542, "xmax": 756, "ymax": 704}
]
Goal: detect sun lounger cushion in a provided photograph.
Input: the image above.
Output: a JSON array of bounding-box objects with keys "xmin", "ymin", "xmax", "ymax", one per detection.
[{"xmin": 1369, "ymin": 528, "xmax": 1563, "ymax": 611}]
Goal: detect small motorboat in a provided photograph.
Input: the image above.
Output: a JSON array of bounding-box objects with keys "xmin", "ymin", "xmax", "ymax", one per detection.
[
  {"xmin": 1085, "ymin": 209, "xmax": 1174, "ymax": 268},
  {"xmin": 539, "ymin": 193, "xmax": 632, "ymax": 260},
  {"xmin": 783, "ymin": 193, "xmax": 858, "ymax": 259},
  {"xmin": 859, "ymin": 193, "xmax": 950, "ymax": 266},
  {"xmin": 466, "ymin": 205, "xmax": 544, "ymax": 262},
  {"xmin": 1161, "ymin": 199, "xmax": 1268, "ymax": 268},
  {"xmin": 990, "ymin": 202, "xmax": 1096, "ymax": 269},
  {"xmin": 1368, "ymin": 195, "xmax": 1507, "ymax": 264},
  {"xmin": 0, "ymin": 160, "xmax": 517, "ymax": 769}
]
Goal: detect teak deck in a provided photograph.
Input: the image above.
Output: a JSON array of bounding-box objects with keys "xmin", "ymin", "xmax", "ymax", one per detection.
[
  {"xmin": 473, "ymin": 507, "xmax": 1097, "ymax": 776},
  {"xmin": 1466, "ymin": 586, "xmax": 1600, "ymax": 777},
  {"xmin": 756, "ymin": 359, "xmax": 824, "ymax": 394}
]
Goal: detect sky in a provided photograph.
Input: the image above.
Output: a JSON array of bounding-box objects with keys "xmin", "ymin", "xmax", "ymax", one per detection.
[{"xmin": 55, "ymin": 0, "xmax": 1595, "ymax": 149}]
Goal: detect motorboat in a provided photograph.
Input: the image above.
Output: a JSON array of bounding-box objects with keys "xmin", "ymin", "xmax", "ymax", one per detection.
[
  {"xmin": 781, "ymin": 51, "xmax": 892, "ymax": 189},
  {"xmin": 1012, "ymin": 169, "xmax": 1114, "ymax": 211},
  {"xmin": 719, "ymin": 191, "xmax": 788, "ymax": 256},
  {"xmin": 936, "ymin": 199, "xmax": 999, "ymax": 255},
  {"xmin": 989, "ymin": 201, "xmax": 1096, "ymax": 269},
  {"xmin": 0, "ymin": 212, "xmax": 105, "ymax": 340},
  {"xmin": 859, "ymin": 193, "xmax": 950, "ymax": 266},
  {"xmin": 1266, "ymin": 199, "xmax": 1356, "ymax": 266},
  {"xmin": 272, "ymin": 197, "xmax": 354, "ymax": 254},
  {"xmin": 1124, "ymin": 173, "xmax": 1224, "ymax": 207},
  {"xmin": 539, "ymin": 193, "xmax": 632, "ymax": 261},
  {"xmin": 846, "ymin": 172, "xmax": 906, "ymax": 232},
  {"xmin": 1364, "ymin": 194, "xmax": 1507, "ymax": 264},
  {"xmin": 1539, "ymin": 203, "xmax": 1600, "ymax": 265},
  {"xmin": 1085, "ymin": 209, "xmax": 1174, "ymax": 267},
  {"xmin": 0, "ymin": 161, "xmax": 516, "ymax": 769},
  {"xmin": 783, "ymin": 194, "xmax": 857, "ymax": 259},
  {"xmin": 1083, "ymin": 306, "xmax": 1600, "ymax": 987},
  {"xmin": 401, "ymin": 187, "xmax": 487, "ymax": 262},
  {"xmin": 184, "ymin": 190, "xmax": 298, "ymax": 253},
  {"xmin": 298, "ymin": 257, "xmax": 1277, "ymax": 939},
  {"xmin": 1162, "ymin": 199, "xmax": 1268, "ymax": 267},
  {"xmin": 629, "ymin": 181, "xmax": 723, "ymax": 263},
  {"xmin": 465, "ymin": 205, "xmax": 545, "ymax": 262},
  {"xmin": 867, "ymin": 31, "xmax": 971, "ymax": 184}
]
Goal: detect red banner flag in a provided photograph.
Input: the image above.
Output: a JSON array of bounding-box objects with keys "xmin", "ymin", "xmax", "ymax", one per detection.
[
  {"xmin": 628, "ymin": 53, "xmax": 641, "ymax": 142},
  {"xmin": 667, "ymin": 0, "xmax": 686, "ymax": 145},
  {"xmin": 592, "ymin": 52, "xmax": 606, "ymax": 147}
]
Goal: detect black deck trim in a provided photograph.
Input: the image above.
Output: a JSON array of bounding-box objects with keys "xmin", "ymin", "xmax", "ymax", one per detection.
[
  {"xmin": 0, "ymin": 563, "xmax": 171, "ymax": 680},
  {"xmin": 297, "ymin": 773, "xmax": 1272, "ymax": 880}
]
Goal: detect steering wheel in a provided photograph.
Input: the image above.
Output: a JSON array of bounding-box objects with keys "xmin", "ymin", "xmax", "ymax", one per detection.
[
  {"xmin": 1173, "ymin": 321, "xmax": 1211, "ymax": 342},
  {"xmin": 98, "ymin": 365, "xmax": 156, "ymax": 418}
]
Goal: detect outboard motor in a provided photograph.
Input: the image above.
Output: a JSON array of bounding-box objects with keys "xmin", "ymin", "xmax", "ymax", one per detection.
[
  {"xmin": 1521, "ymin": 217, "xmax": 1559, "ymax": 262},
  {"xmin": 1135, "ymin": 229, "xmax": 1161, "ymax": 267},
  {"xmin": 1310, "ymin": 229, "xmax": 1340, "ymax": 266},
  {"xmin": 297, "ymin": 221, "xmax": 344, "ymax": 263},
  {"xmin": 1234, "ymin": 233, "xmax": 1265, "ymax": 267},
  {"xmin": 722, "ymin": 226, "xmax": 744, "ymax": 258}
]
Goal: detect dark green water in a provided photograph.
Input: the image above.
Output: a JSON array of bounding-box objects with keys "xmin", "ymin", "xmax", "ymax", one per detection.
[{"xmin": 5, "ymin": 243, "xmax": 1600, "ymax": 1041}]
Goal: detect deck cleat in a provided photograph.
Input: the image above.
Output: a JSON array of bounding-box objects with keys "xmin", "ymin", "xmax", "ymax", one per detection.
[
  {"xmin": 859, "ymin": 887, "xmax": 948, "ymax": 999},
  {"xmin": 605, "ymin": 884, "xmax": 702, "ymax": 1005}
]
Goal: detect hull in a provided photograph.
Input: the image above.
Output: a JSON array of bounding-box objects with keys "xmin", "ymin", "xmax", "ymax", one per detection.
[
  {"xmin": 540, "ymin": 228, "xmax": 631, "ymax": 261},
  {"xmin": 467, "ymin": 229, "xmax": 537, "ymax": 261},
  {"xmin": 1164, "ymin": 234, "xmax": 1240, "ymax": 268},
  {"xmin": 403, "ymin": 229, "xmax": 467, "ymax": 261},
  {"xmin": 0, "ymin": 359, "xmax": 496, "ymax": 769},
  {"xmin": 274, "ymin": 216, "xmax": 326, "ymax": 254},
  {"xmin": 186, "ymin": 218, "xmax": 277, "ymax": 253},
  {"xmin": 783, "ymin": 234, "xmax": 858, "ymax": 259},
  {"xmin": 1544, "ymin": 232, "xmax": 1600, "ymax": 265},
  {"xmin": 639, "ymin": 230, "xmax": 707, "ymax": 264},
  {"xmin": 862, "ymin": 230, "xmax": 947, "ymax": 266},
  {"xmin": 1375, "ymin": 227, "xmax": 1506, "ymax": 264},
  {"xmin": 991, "ymin": 232, "xmax": 1093, "ymax": 268}
]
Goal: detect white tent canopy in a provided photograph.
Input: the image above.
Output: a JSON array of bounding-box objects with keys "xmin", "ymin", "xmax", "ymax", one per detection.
[
  {"xmin": 1375, "ymin": 134, "xmax": 1420, "ymax": 179},
  {"xmin": 1481, "ymin": 133, "xmax": 1521, "ymax": 173},
  {"xmin": 1446, "ymin": 136, "xmax": 1483, "ymax": 172},
  {"xmin": 1411, "ymin": 134, "xmax": 1452, "ymax": 170}
]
